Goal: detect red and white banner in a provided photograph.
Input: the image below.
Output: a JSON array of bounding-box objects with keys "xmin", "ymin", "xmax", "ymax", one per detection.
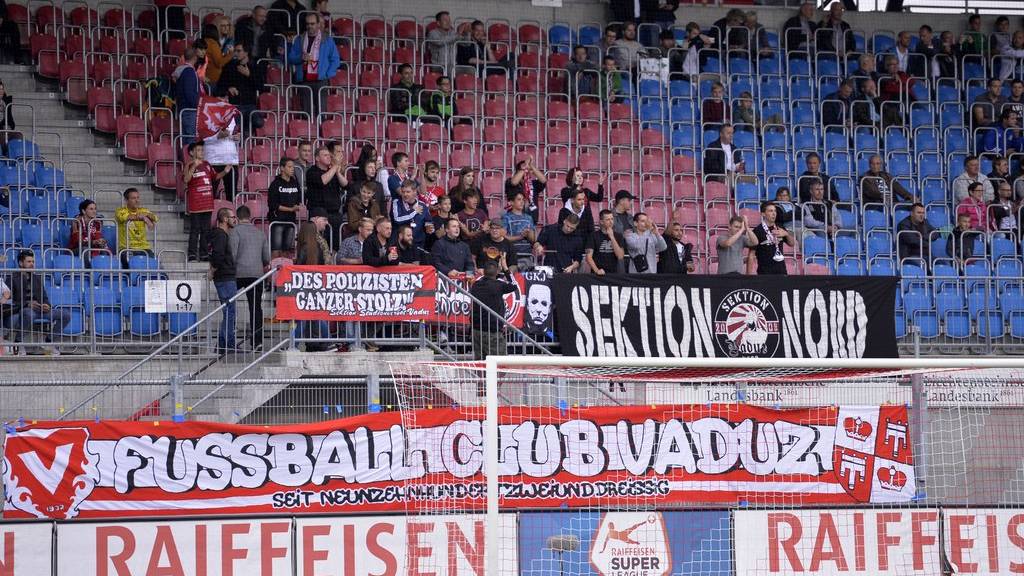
[
  {"xmin": 944, "ymin": 509, "xmax": 1024, "ymax": 575},
  {"xmin": 0, "ymin": 522, "xmax": 53, "ymax": 576},
  {"xmin": 295, "ymin": 514, "xmax": 517, "ymax": 576},
  {"xmin": 57, "ymin": 518, "xmax": 291, "ymax": 576},
  {"xmin": 2, "ymin": 405, "xmax": 915, "ymax": 520},
  {"xmin": 196, "ymin": 96, "xmax": 239, "ymax": 140},
  {"xmin": 275, "ymin": 265, "xmax": 438, "ymax": 321},
  {"xmin": 734, "ymin": 509, "xmax": 942, "ymax": 575}
]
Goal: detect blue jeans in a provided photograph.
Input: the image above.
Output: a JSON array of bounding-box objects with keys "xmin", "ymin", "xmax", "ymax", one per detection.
[
  {"xmin": 180, "ymin": 108, "xmax": 197, "ymax": 146},
  {"xmin": 6, "ymin": 307, "xmax": 71, "ymax": 341},
  {"xmin": 215, "ymin": 280, "xmax": 237, "ymax": 352}
]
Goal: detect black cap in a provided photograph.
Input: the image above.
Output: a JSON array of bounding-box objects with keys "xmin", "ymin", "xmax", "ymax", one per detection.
[
  {"xmin": 614, "ymin": 189, "xmax": 635, "ymax": 202},
  {"xmin": 309, "ymin": 207, "xmax": 329, "ymax": 219}
]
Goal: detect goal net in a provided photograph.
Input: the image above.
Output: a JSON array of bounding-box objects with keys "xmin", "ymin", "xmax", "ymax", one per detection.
[{"xmin": 388, "ymin": 357, "xmax": 1024, "ymax": 576}]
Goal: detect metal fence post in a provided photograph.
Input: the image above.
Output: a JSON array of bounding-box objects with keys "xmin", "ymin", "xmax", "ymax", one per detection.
[{"xmin": 170, "ymin": 375, "xmax": 186, "ymax": 423}]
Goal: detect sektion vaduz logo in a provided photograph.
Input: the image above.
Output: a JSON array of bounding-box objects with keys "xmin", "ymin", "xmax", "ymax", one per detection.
[{"xmin": 714, "ymin": 289, "xmax": 781, "ymax": 357}]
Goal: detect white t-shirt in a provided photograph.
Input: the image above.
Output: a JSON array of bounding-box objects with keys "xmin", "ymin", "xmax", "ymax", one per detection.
[
  {"xmin": 722, "ymin": 143, "xmax": 737, "ymax": 172},
  {"xmin": 203, "ymin": 119, "xmax": 239, "ymax": 165}
]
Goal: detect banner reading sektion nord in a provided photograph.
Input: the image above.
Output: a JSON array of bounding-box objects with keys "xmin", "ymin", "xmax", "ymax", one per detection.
[
  {"xmin": 275, "ymin": 265, "xmax": 437, "ymax": 321},
  {"xmin": 2, "ymin": 405, "xmax": 914, "ymax": 520},
  {"xmin": 552, "ymin": 274, "xmax": 899, "ymax": 358}
]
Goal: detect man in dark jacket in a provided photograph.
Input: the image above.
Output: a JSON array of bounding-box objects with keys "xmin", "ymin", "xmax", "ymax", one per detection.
[
  {"xmin": 210, "ymin": 207, "xmax": 238, "ymax": 354},
  {"xmin": 362, "ymin": 217, "xmax": 398, "ymax": 267},
  {"xmin": 216, "ymin": 43, "xmax": 263, "ymax": 133},
  {"xmin": 861, "ymin": 154, "xmax": 913, "ymax": 205},
  {"xmin": 432, "ymin": 218, "xmax": 476, "ymax": 277},
  {"xmin": 5, "ymin": 250, "xmax": 69, "ymax": 353},
  {"xmin": 266, "ymin": 0, "xmax": 305, "ymax": 41},
  {"xmin": 816, "ymin": 2, "xmax": 854, "ymax": 55},
  {"xmin": 896, "ymin": 203, "xmax": 935, "ymax": 267},
  {"xmin": 388, "ymin": 63, "xmax": 426, "ymax": 122},
  {"xmin": 783, "ymin": 1, "xmax": 818, "ymax": 52},
  {"xmin": 235, "ymin": 6, "xmax": 270, "ymax": 61},
  {"xmin": 658, "ymin": 222, "xmax": 694, "ymax": 274},
  {"xmin": 703, "ymin": 124, "xmax": 743, "ymax": 183},
  {"xmin": 822, "ymin": 80, "xmax": 857, "ymax": 129},
  {"xmin": 470, "ymin": 260, "xmax": 516, "ymax": 360},
  {"xmin": 174, "ymin": 48, "xmax": 201, "ymax": 145}
]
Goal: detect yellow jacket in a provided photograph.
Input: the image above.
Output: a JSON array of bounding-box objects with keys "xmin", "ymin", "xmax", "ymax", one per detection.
[{"xmin": 115, "ymin": 206, "xmax": 158, "ymax": 251}]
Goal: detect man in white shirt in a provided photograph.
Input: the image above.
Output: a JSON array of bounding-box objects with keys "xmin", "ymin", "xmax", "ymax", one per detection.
[
  {"xmin": 891, "ymin": 31, "xmax": 912, "ymax": 73},
  {"xmin": 952, "ymin": 155, "xmax": 994, "ymax": 203}
]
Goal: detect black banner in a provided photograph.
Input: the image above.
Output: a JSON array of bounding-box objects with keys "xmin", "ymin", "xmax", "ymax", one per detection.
[{"xmin": 553, "ymin": 274, "xmax": 899, "ymax": 358}]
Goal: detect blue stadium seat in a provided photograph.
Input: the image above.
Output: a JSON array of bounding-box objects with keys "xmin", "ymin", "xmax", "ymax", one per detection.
[
  {"xmin": 915, "ymin": 310, "xmax": 939, "ymax": 338},
  {"xmin": 837, "ymin": 257, "xmax": 864, "ymax": 275},
  {"xmin": 945, "ymin": 310, "xmax": 971, "ymax": 338},
  {"xmin": 869, "ymin": 258, "xmax": 895, "ymax": 276},
  {"xmin": 894, "ymin": 311, "xmax": 907, "ymax": 338},
  {"xmin": 978, "ymin": 311, "xmax": 1005, "ymax": 339},
  {"xmin": 169, "ymin": 312, "xmax": 198, "ymax": 336},
  {"xmin": 803, "ymin": 235, "xmax": 828, "ymax": 259}
]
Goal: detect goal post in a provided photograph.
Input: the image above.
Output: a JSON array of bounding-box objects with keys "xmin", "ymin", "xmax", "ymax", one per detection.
[{"xmin": 391, "ymin": 356, "xmax": 1024, "ymax": 576}]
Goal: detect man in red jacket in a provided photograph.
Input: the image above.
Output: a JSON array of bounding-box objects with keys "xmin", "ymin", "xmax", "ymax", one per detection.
[{"xmin": 183, "ymin": 141, "xmax": 230, "ymax": 261}]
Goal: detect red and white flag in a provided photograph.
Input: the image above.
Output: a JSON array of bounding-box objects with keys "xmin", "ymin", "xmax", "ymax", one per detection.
[{"xmin": 196, "ymin": 96, "xmax": 239, "ymax": 140}]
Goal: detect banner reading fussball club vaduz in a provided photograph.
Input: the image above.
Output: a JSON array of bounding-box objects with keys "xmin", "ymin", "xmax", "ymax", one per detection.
[
  {"xmin": 552, "ymin": 274, "xmax": 898, "ymax": 358},
  {"xmin": 275, "ymin": 265, "xmax": 437, "ymax": 321},
  {"xmin": 2, "ymin": 405, "xmax": 914, "ymax": 520}
]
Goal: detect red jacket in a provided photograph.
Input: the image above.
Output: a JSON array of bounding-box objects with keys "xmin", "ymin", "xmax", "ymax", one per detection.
[{"xmin": 186, "ymin": 161, "xmax": 216, "ymax": 214}]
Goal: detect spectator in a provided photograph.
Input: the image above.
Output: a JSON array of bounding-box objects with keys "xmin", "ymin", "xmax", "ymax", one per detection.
[
  {"xmin": 711, "ymin": 8, "xmax": 746, "ymax": 53},
  {"xmin": 393, "ymin": 225, "xmax": 420, "ymax": 264},
  {"xmin": 783, "ymin": 1, "xmax": 818, "ymax": 52},
  {"xmin": 861, "ymin": 154, "xmax": 914, "ymax": 205},
  {"xmin": 173, "ymin": 48, "xmax": 200, "ymax": 145},
  {"xmin": 388, "ymin": 63, "xmax": 426, "ymax": 122},
  {"xmin": 346, "ymin": 181, "xmax": 383, "ymax": 237},
  {"xmin": 457, "ymin": 190, "xmax": 489, "ymax": 242},
  {"xmin": 598, "ymin": 56, "xmax": 625, "ymax": 104},
  {"xmin": 505, "ymin": 156, "xmax": 547, "ymax": 223},
  {"xmin": 294, "ymin": 214, "xmax": 331, "ymax": 351},
  {"xmin": 391, "ymin": 179, "xmax": 431, "ymax": 249},
  {"xmin": 305, "ymin": 145, "xmax": 346, "ymax": 247},
  {"xmin": 798, "ymin": 152, "xmax": 836, "ymax": 204},
  {"xmin": 717, "ymin": 216, "xmax": 757, "ymax": 275},
  {"xmin": 988, "ymin": 156, "xmax": 1013, "ymax": 188},
  {"xmin": 1004, "ymin": 79, "xmax": 1024, "ymax": 118},
  {"xmin": 624, "ymin": 213, "xmax": 666, "ymax": 274},
  {"xmin": 470, "ymin": 260, "xmax": 516, "ymax": 360},
  {"xmin": 68, "ymin": 199, "xmax": 109, "ymax": 266},
  {"xmin": 817, "ymin": 2, "xmax": 854, "ymax": 56},
  {"xmin": 681, "ymin": 22, "xmax": 714, "ymax": 76},
  {"xmin": 426, "ymin": 75, "xmax": 459, "ymax": 125},
  {"xmin": 535, "ymin": 213, "xmax": 584, "ymax": 273},
  {"xmin": 801, "ymin": 181, "xmax": 839, "ymax": 240},
  {"xmin": 752, "ymin": 202, "xmax": 793, "ymax": 275},
  {"xmin": 561, "ymin": 168, "xmax": 604, "ymax": 228},
  {"xmin": 457, "ymin": 20, "xmax": 512, "ymax": 78},
  {"xmin": 953, "ymin": 156, "xmax": 995, "ymax": 203},
  {"xmin": 934, "ymin": 31, "xmax": 960, "ymax": 79},
  {"xmin": 5, "ymin": 250, "xmax": 69, "ymax": 354},
  {"xmin": 183, "ymin": 141, "xmax": 224, "ymax": 262},
  {"xmin": 852, "ymin": 79, "xmax": 884, "ymax": 128},
  {"xmin": 268, "ymin": 157, "xmax": 301, "ymax": 258},
  {"xmin": 426, "ymin": 11, "xmax": 458, "ymax": 73},
  {"xmin": 337, "ymin": 217, "xmax": 373, "ymax": 264},
  {"xmin": 742, "ymin": 11, "xmax": 772, "ymax": 60},
  {"xmin": 115, "ymin": 188, "xmax": 158, "ymax": 268},
  {"xmin": 346, "ymin": 156, "xmax": 387, "ymax": 214},
  {"xmin": 203, "ymin": 115, "xmax": 240, "ymax": 201},
  {"xmin": 993, "ymin": 16, "xmax": 1012, "ymax": 55},
  {"xmin": 878, "ymin": 55, "xmax": 916, "ymax": 114},
  {"xmin": 659, "ymin": 221, "xmax": 694, "ymax": 274},
  {"xmin": 0, "ymin": 79, "xmax": 14, "ymax": 154},
  {"xmin": 559, "ymin": 188, "xmax": 594, "ymax": 237},
  {"xmin": 960, "ymin": 14, "xmax": 987, "ymax": 56},
  {"xmin": 911, "ymin": 25, "xmax": 938, "ymax": 78},
  {"xmin": 612, "ymin": 190, "xmax": 636, "ymax": 235},
  {"xmin": 979, "ymin": 108, "xmax": 1024, "ymax": 155},
  {"xmin": 293, "ymin": 140, "xmax": 313, "ymax": 195},
  {"xmin": 948, "ymin": 213, "xmax": 981, "ymax": 269},
  {"xmin": 266, "ymin": 0, "xmax": 306, "ymax": 42},
  {"xmin": 473, "ymin": 221, "xmax": 516, "ymax": 273},
  {"xmin": 703, "ymin": 124, "xmax": 744, "ymax": 184},
  {"xmin": 449, "ymin": 167, "xmax": 480, "ymax": 214},
  {"xmin": 585, "ymin": 209, "xmax": 625, "ymax": 275},
  {"xmin": 972, "ymin": 78, "xmax": 1005, "ymax": 131},
  {"xmin": 611, "ymin": 21, "xmax": 644, "ymax": 72},
  {"xmin": 231, "ymin": 205, "xmax": 270, "ymax": 350},
  {"xmin": 362, "ymin": 217, "xmax": 398, "ymax": 267},
  {"xmin": 851, "ymin": 53, "xmax": 880, "ymax": 96},
  {"xmin": 421, "ymin": 161, "xmax": 445, "ymax": 206},
  {"xmin": 567, "ymin": 45, "xmax": 599, "ymax": 98},
  {"xmin": 990, "ymin": 181, "xmax": 1018, "ymax": 234},
  {"xmin": 235, "ymin": 6, "xmax": 270, "ymax": 62},
  {"xmin": 502, "ymin": 191, "xmax": 536, "ymax": 261},
  {"xmin": 957, "ymin": 182, "xmax": 989, "ymax": 231},
  {"xmin": 774, "ymin": 187, "xmax": 795, "ymax": 227},
  {"xmin": 702, "ymin": 82, "xmax": 728, "ymax": 128},
  {"xmin": 386, "ymin": 152, "xmax": 418, "ymax": 198},
  {"xmin": 822, "ymin": 80, "xmax": 857, "ymax": 128},
  {"xmin": 432, "ymin": 218, "xmax": 476, "ymax": 278},
  {"xmin": 205, "ymin": 18, "xmax": 234, "ymax": 87},
  {"xmin": 889, "ymin": 31, "xmax": 912, "ymax": 73},
  {"xmin": 0, "ymin": 2, "xmax": 23, "ymax": 64},
  {"xmin": 209, "ymin": 207, "xmax": 237, "ymax": 355},
  {"xmin": 999, "ymin": 30, "xmax": 1024, "ymax": 80},
  {"xmin": 599, "ymin": 25, "xmax": 618, "ymax": 61},
  {"xmin": 732, "ymin": 90, "xmax": 781, "ymax": 132},
  {"xmin": 216, "ymin": 43, "xmax": 262, "ymax": 132},
  {"xmin": 288, "ymin": 12, "xmax": 340, "ymax": 117},
  {"xmin": 656, "ymin": 30, "xmax": 684, "ymax": 75},
  {"xmin": 429, "ymin": 195, "xmax": 454, "ymax": 252},
  {"xmin": 896, "ymin": 203, "xmax": 935, "ymax": 265}
]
